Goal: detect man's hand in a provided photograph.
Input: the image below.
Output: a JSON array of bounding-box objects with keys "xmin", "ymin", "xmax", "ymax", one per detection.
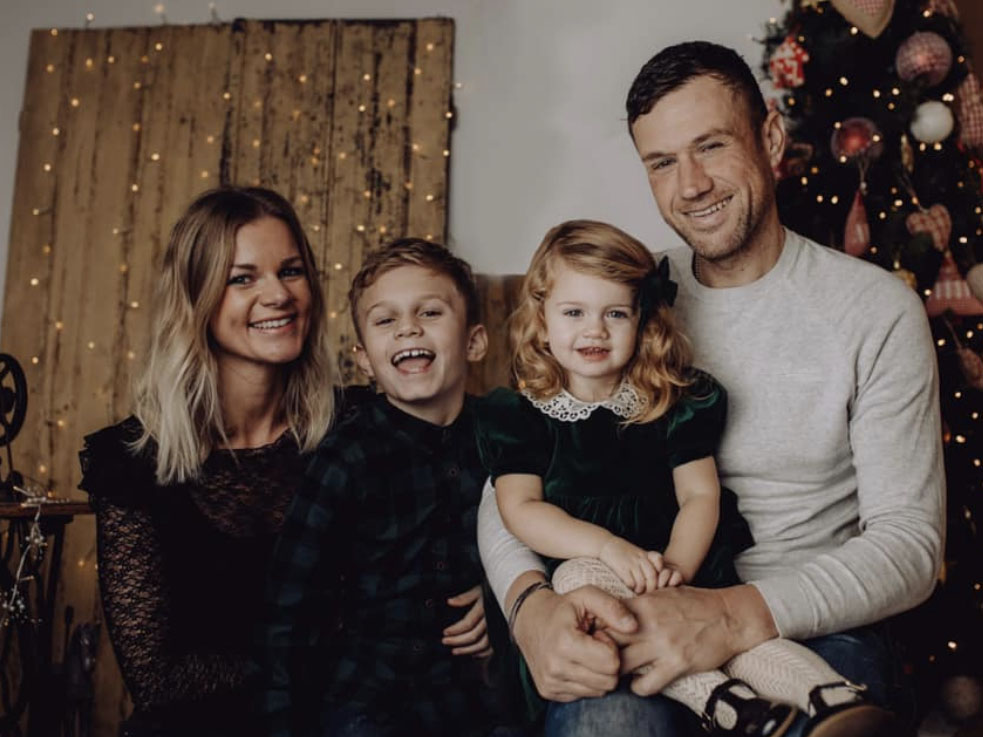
[
  {"xmin": 608, "ymin": 584, "xmax": 778, "ymax": 696},
  {"xmin": 512, "ymin": 583, "xmax": 638, "ymax": 702},
  {"xmin": 443, "ymin": 584, "xmax": 492, "ymax": 657}
]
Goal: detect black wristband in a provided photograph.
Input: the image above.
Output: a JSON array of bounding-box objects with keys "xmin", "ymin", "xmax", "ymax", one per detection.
[{"xmin": 507, "ymin": 580, "xmax": 554, "ymax": 643}]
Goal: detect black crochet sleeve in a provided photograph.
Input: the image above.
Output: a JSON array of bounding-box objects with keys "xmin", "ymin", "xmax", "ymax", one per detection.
[
  {"xmin": 91, "ymin": 493, "xmax": 248, "ymax": 709},
  {"xmin": 80, "ymin": 420, "xmax": 248, "ymax": 710}
]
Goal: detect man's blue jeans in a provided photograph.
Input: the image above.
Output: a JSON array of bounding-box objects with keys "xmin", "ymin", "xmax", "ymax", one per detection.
[{"xmin": 544, "ymin": 625, "xmax": 911, "ymax": 737}]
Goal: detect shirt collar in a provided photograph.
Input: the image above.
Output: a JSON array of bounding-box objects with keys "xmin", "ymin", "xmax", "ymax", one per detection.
[
  {"xmin": 523, "ymin": 382, "xmax": 645, "ymax": 422},
  {"xmin": 371, "ymin": 392, "xmax": 474, "ymax": 452}
]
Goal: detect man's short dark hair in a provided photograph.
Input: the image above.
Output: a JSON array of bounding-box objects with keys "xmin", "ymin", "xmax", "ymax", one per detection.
[{"xmin": 626, "ymin": 41, "xmax": 768, "ymax": 138}]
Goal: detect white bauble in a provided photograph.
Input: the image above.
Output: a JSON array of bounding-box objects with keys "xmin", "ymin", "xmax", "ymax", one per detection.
[
  {"xmin": 910, "ymin": 100, "xmax": 955, "ymax": 143},
  {"xmin": 966, "ymin": 263, "xmax": 983, "ymax": 302}
]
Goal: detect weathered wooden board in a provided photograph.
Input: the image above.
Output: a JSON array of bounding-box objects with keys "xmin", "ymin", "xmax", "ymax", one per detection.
[{"xmin": 1, "ymin": 18, "xmax": 453, "ymax": 735}]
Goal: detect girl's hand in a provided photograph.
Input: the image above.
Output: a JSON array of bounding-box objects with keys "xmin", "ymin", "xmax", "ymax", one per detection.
[
  {"xmin": 658, "ymin": 566, "xmax": 684, "ymax": 588},
  {"xmin": 599, "ymin": 536, "xmax": 659, "ymax": 593},
  {"xmin": 647, "ymin": 552, "xmax": 685, "ymax": 588},
  {"xmin": 443, "ymin": 584, "xmax": 493, "ymax": 658}
]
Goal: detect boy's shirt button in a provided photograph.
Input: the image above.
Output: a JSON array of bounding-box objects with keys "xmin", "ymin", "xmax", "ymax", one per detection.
[
  {"xmin": 446, "ymin": 465, "xmax": 459, "ymax": 479},
  {"xmin": 434, "ymin": 560, "xmax": 447, "ymax": 571},
  {"xmin": 424, "ymin": 598, "xmax": 436, "ymax": 608}
]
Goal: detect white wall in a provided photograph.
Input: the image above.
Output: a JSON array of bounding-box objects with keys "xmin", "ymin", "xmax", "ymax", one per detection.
[{"xmin": 0, "ymin": 0, "xmax": 781, "ymax": 323}]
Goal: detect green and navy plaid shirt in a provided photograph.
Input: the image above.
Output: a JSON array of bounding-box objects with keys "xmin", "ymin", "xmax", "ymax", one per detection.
[{"xmin": 262, "ymin": 392, "xmax": 500, "ymax": 736}]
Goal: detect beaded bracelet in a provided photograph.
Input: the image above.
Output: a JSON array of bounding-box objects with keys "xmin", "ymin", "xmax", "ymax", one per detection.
[{"xmin": 507, "ymin": 580, "xmax": 554, "ymax": 643}]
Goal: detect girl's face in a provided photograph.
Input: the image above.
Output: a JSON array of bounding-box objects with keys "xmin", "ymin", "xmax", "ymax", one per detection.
[
  {"xmin": 208, "ymin": 216, "xmax": 312, "ymax": 379},
  {"xmin": 542, "ymin": 259, "xmax": 639, "ymax": 402}
]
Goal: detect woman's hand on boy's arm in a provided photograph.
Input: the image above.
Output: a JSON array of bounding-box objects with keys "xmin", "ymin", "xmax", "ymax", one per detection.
[{"xmin": 443, "ymin": 584, "xmax": 492, "ymax": 657}]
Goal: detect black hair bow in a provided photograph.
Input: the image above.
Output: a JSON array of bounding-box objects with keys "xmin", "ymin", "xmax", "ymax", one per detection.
[{"xmin": 637, "ymin": 256, "xmax": 677, "ymax": 324}]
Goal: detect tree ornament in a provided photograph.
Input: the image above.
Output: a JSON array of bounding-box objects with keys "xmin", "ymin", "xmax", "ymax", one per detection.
[
  {"xmin": 831, "ymin": 117, "xmax": 883, "ymax": 160},
  {"xmin": 955, "ymin": 72, "xmax": 983, "ymax": 149},
  {"xmin": 830, "ymin": 0, "xmax": 895, "ymax": 38},
  {"xmin": 957, "ymin": 347, "xmax": 983, "ymax": 390},
  {"xmin": 925, "ymin": 0, "xmax": 960, "ymax": 18},
  {"xmin": 775, "ymin": 141, "xmax": 815, "ymax": 180},
  {"xmin": 900, "ymin": 133, "xmax": 915, "ymax": 172},
  {"xmin": 770, "ymin": 35, "xmax": 810, "ymax": 88},
  {"xmin": 966, "ymin": 263, "xmax": 983, "ymax": 302},
  {"xmin": 939, "ymin": 675, "xmax": 983, "ymax": 723},
  {"xmin": 895, "ymin": 32, "xmax": 952, "ymax": 86},
  {"xmin": 893, "ymin": 266, "xmax": 918, "ymax": 289},
  {"xmin": 925, "ymin": 253, "xmax": 983, "ymax": 316},
  {"xmin": 910, "ymin": 100, "xmax": 954, "ymax": 143},
  {"xmin": 844, "ymin": 189, "xmax": 871, "ymax": 256},
  {"xmin": 906, "ymin": 203, "xmax": 952, "ymax": 251}
]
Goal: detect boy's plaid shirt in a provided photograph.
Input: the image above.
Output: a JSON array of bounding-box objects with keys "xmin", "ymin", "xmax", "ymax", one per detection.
[{"xmin": 261, "ymin": 392, "xmax": 498, "ymax": 735}]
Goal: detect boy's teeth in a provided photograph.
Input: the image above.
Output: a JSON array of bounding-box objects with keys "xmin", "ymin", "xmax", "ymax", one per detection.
[
  {"xmin": 392, "ymin": 348, "xmax": 434, "ymax": 364},
  {"xmin": 252, "ymin": 316, "xmax": 292, "ymax": 329}
]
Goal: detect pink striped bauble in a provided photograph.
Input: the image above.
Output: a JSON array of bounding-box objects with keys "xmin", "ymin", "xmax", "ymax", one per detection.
[
  {"xmin": 925, "ymin": 255, "xmax": 983, "ymax": 316},
  {"xmin": 896, "ymin": 32, "xmax": 952, "ymax": 86}
]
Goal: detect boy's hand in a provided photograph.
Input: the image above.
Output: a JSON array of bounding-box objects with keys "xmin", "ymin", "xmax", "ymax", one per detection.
[
  {"xmin": 599, "ymin": 536, "xmax": 659, "ymax": 594},
  {"xmin": 443, "ymin": 585, "xmax": 492, "ymax": 658}
]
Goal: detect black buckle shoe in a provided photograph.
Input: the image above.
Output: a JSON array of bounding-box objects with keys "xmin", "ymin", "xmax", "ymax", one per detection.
[
  {"xmin": 703, "ymin": 678, "xmax": 798, "ymax": 737},
  {"xmin": 803, "ymin": 681, "xmax": 912, "ymax": 737}
]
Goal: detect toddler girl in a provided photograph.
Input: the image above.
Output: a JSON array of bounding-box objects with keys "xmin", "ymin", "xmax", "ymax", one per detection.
[{"xmin": 476, "ymin": 220, "xmax": 900, "ymax": 737}]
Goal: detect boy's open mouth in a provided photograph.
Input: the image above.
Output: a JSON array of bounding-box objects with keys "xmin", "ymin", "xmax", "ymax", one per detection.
[{"xmin": 391, "ymin": 348, "xmax": 435, "ymax": 372}]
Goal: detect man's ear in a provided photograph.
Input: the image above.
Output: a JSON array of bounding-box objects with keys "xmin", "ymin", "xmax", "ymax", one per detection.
[
  {"xmin": 466, "ymin": 324, "xmax": 488, "ymax": 363},
  {"xmin": 761, "ymin": 108, "xmax": 787, "ymax": 170},
  {"xmin": 354, "ymin": 344, "xmax": 375, "ymax": 379}
]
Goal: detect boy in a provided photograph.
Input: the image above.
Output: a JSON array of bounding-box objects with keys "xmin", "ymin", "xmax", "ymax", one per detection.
[{"xmin": 262, "ymin": 239, "xmax": 503, "ymax": 736}]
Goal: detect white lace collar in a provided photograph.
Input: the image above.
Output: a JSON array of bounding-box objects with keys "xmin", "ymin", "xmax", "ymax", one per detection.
[{"xmin": 524, "ymin": 382, "xmax": 646, "ymax": 422}]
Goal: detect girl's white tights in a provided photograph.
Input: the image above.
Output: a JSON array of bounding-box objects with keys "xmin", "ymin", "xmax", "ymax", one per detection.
[{"xmin": 552, "ymin": 557, "xmax": 861, "ymax": 727}]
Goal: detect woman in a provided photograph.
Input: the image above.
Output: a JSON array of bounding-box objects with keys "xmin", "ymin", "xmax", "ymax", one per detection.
[{"xmin": 79, "ymin": 187, "xmax": 335, "ymax": 736}]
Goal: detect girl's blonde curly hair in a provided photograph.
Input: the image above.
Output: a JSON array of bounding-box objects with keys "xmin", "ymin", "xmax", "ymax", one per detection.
[{"xmin": 511, "ymin": 219, "xmax": 692, "ymax": 424}]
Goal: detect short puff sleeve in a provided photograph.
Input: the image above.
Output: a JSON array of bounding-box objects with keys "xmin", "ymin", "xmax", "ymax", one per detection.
[
  {"xmin": 475, "ymin": 388, "xmax": 553, "ymax": 481},
  {"xmin": 665, "ymin": 371, "xmax": 728, "ymax": 469},
  {"xmin": 78, "ymin": 416, "xmax": 158, "ymax": 508}
]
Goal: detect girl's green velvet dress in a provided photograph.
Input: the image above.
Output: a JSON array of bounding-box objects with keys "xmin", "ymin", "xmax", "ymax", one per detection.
[{"xmin": 476, "ymin": 371, "xmax": 753, "ymax": 588}]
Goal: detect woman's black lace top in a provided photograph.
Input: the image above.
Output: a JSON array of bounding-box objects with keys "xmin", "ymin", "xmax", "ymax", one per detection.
[{"xmin": 78, "ymin": 416, "xmax": 308, "ymax": 733}]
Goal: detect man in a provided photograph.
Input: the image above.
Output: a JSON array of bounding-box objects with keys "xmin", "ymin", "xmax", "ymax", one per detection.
[{"xmin": 478, "ymin": 41, "xmax": 944, "ymax": 736}]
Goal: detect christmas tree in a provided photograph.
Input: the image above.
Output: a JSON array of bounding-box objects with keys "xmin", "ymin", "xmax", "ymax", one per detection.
[{"xmin": 762, "ymin": 0, "xmax": 983, "ymax": 726}]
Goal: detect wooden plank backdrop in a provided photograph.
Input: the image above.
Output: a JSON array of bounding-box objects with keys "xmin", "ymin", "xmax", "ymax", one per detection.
[{"xmin": 1, "ymin": 18, "xmax": 453, "ymax": 734}]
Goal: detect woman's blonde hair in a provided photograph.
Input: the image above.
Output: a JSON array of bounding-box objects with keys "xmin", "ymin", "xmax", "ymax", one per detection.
[
  {"xmin": 131, "ymin": 187, "xmax": 335, "ymax": 484},
  {"xmin": 511, "ymin": 219, "xmax": 692, "ymax": 423}
]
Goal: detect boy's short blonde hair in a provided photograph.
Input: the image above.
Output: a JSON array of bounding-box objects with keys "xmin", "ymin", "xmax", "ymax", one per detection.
[{"xmin": 348, "ymin": 238, "xmax": 480, "ymax": 339}]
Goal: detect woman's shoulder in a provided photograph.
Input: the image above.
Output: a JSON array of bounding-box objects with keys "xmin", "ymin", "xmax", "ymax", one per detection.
[
  {"xmin": 78, "ymin": 416, "xmax": 158, "ymax": 503},
  {"xmin": 82, "ymin": 415, "xmax": 145, "ymax": 447}
]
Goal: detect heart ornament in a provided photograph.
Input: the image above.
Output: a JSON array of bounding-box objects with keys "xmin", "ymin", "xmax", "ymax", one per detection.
[
  {"xmin": 906, "ymin": 203, "xmax": 951, "ymax": 251},
  {"xmin": 830, "ymin": 0, "xmax": 895, "ymax": 38}
]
